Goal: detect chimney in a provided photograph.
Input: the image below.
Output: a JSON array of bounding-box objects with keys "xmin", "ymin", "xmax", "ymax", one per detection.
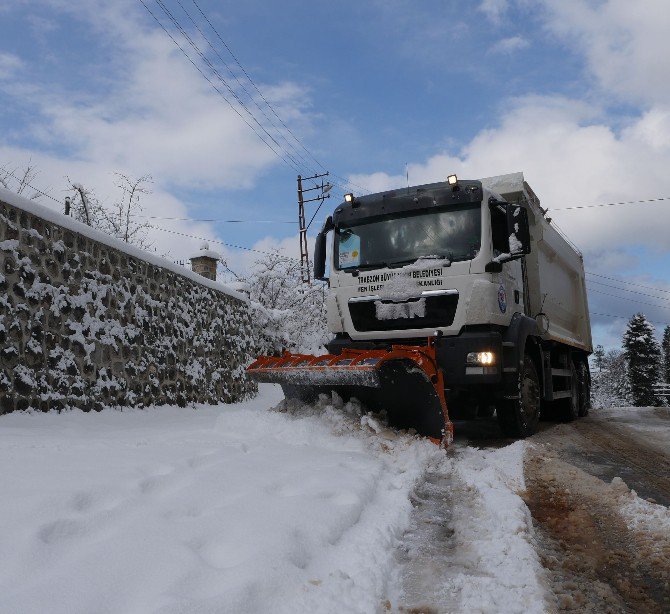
[{"xmin": 189, "ymin": 242, "xmax": 220, "ymax": 281}]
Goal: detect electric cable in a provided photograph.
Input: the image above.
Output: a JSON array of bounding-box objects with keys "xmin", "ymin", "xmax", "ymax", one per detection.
[
  {"xmin": 552, "ymin": 196, "xmax": 670, "ymax": 211},
  {"xmin": 587, "ymin": 278, "xmax": 670, "ymax": 302},
  {"xmin": 588, "ymin": 287, "xmax": 670, "ymax": 311},
  {"xmin": 189, "ymin": 0, "xmax": 370, "ymax": 195},
  {"xmin": 137, "ymin": 0, "xmax": 303, "ymax": 175},
  {"xmin": 591, "ymin": 311, "xmax": 669, "ymax": 328},
  {"xmin": 153, "ymin": 0, "xmax": 307, "ymax": 172},
  {"xmin": 586, "ymin": 271, "xmax": 670, "ymax": 296},
  {"xmin": 174, "ymin": 0, "xmax": 323, "ymax": 180}
]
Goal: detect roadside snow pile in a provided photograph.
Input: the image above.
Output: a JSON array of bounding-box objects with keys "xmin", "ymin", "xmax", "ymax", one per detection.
[
  {"xmin": 610, "ymin": 476, "xmax": 670, "ymax": 570},
  {"xmin": 0, "ymin": 384, "xmax": 442, "ymax": 614}
]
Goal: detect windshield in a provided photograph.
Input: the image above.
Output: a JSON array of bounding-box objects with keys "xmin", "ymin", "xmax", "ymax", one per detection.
[{"xmin": 335, "ymin": 203, "xmax": 481, "ymax": 270}]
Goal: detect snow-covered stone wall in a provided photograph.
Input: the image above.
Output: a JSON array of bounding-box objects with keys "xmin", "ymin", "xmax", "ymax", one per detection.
[{"xmin": 0, "ymin": 190, "xmax": 257, "ymax": 414}]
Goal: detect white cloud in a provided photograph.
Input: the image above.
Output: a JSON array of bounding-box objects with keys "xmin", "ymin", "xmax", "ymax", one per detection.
[
  {"xmin": 0, "ymin": 53, "xmax": 23, "ymax": 79},
  {"xmin": 491, "ymin": 36, "xmax": 530, "ymax": 54},
  {"xmin": 479, "ymin": 0, "xmax": 509, "ymax": 24},
  {"xmin": 537, "ymin": 0, "xmax": 670, "ymax": 106},
  {"xmin": 348, "ymin": 95, "xmax": 670, "ymax": 255},
  {"xmin": 0, "ymin": 0, "xmax": 319, "ymax": 262}
]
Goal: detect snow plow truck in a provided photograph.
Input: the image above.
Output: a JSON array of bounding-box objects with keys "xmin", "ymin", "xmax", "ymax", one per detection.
[{"xmin": 247, "ymin": 172, "xmax": 592, "ymax": 444}]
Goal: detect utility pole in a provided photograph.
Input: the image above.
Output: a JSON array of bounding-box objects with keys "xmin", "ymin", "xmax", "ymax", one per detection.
[{"xmin": 297, "ymin": 172, "xmax": 331, "ymax": 284}]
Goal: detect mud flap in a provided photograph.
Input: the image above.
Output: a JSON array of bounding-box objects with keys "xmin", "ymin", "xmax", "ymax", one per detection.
[{"xmin": 247, "ymin": 342, "xmax": 453, "ymax": 444}]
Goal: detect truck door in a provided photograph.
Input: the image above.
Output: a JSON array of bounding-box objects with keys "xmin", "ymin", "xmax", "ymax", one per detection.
[{"xmin": 504, "ymin": 258, "xmax": 525, "ymax": 316}]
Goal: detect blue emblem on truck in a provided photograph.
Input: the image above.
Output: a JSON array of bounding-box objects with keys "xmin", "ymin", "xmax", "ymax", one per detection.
[{"xmin": 498, "ymin": 284, "xmax": 507, "ymax": 314}]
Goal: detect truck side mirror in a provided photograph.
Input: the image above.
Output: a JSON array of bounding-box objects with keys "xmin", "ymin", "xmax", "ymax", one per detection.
[
  {"xmin": 313, "ymin": 216, "xmax": 333, "ymax": 281},
  {"xmin": 506, "ymin": 205, "xmax": 531, "ymax": 257}
]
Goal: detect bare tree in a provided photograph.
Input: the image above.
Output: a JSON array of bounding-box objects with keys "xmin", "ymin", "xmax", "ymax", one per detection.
[
  {"xmin": 107, "ymin": 173, "xmax": 153, "ymax": 248},
  {"xmin": 0, "ymin": 161, "xmax": 42, "ymax": 200},
  {"xmin": 66, "ymin": 174, "xmax": 153, "ymax": 249}
]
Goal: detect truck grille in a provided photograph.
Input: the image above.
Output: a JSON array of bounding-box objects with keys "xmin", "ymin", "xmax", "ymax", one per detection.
[{"xmin": 349, "ymin": 293, "xmax": 459, "ymax": 332}]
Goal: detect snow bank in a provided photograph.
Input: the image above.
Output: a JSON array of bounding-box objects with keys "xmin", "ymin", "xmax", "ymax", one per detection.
[{"xmin": 0, "ymin": 385, "xmax": 442, "ymax": 614}]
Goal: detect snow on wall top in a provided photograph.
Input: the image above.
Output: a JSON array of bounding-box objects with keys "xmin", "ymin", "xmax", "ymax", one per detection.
[{"xmin": 0, "ymin": 186, "xmax": 246, "ymax": 303}]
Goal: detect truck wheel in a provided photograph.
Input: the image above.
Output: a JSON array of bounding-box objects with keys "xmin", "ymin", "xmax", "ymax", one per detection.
[
  {"xmin": 576, "ymin": 361, "xmax": 590, "ymax": 417},
  {"xmin": 497, "ymin": 356, "xmax": 541, "ymax": 438},
  {"xmin": 559, "ymin": 362, "xmax": 579, "ymax": 422}
]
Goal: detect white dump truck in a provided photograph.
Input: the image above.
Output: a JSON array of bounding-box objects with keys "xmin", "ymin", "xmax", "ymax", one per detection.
[{"xmin": 248, "ymin": 172, "xmax": 592, "ymax": 442}]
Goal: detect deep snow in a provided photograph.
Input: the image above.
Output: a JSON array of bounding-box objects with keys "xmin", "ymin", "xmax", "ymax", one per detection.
[
  {"xmin": 0, "ymin": 386, "xmax": 445, "ymax": 614},
  {"xmin": 0, "ymin": 384, "xmax": 553, "ymax": 614}
]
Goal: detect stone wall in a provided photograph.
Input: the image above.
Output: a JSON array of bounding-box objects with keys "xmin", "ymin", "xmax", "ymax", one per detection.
[{"xmin": 0, "ymin": 188, "xmax": 257, "ymax": 414}]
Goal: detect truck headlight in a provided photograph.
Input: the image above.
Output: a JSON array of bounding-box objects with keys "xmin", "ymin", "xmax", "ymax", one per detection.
[{"xmin": 466, "ymin": 351, "xmax": 495, "ymax": 366}]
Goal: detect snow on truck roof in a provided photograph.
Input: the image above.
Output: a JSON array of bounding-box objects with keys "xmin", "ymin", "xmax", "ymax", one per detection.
[{"xmin": 0, "ymin": 186, "xmax": 246, "ymax": 303}]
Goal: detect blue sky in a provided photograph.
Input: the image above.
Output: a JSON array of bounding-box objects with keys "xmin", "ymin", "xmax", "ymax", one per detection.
[{"xmin": 1, "ymin": 0, "xmax": 670, "ymax": 348}]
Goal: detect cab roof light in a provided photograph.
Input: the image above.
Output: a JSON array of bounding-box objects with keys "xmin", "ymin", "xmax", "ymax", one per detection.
[
  {"xmin": 344, "ymin": 193, "xmax": 354, "ymax": 203},
  {"xmin": 447, "ymin": 174, "xmax": 458, "ymax": 186}
]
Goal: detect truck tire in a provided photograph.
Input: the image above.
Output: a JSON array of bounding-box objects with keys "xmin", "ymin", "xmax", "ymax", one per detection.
[
  {"xmin": 576, "ymin": 361, "xmax": 590, "ymax": 417},
  {"xmin": 497, "ymin": 356, "xmax": 541, "ymax": 438}
]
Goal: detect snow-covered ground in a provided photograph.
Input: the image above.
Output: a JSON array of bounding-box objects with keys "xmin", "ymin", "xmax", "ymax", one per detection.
[{"xmin": 0, "ymin": 385, "xmax": 547, "ymax": 614}]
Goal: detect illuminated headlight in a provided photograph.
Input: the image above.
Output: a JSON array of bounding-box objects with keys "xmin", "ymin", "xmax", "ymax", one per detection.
[
  {"xmin": 447, "ymin": 174, "xmax": 458, "ymax": 186},
  {"xmin": 466, "ymin": 351, "xmax": 495, "ymax": 366},
  {"xmin": 344, "ymin": 193, "xmax": 354, "ymax": 203}
]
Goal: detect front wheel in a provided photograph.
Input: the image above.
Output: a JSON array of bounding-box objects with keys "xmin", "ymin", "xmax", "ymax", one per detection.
[{"xmin": 497, "ymin": 356, "xmax": 541, "ymax": 438}]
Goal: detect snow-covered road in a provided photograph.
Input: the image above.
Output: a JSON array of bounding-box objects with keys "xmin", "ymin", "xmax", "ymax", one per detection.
[{"xmin": 1, "ymin": 389, "xmax": 668, "ymax": 613}]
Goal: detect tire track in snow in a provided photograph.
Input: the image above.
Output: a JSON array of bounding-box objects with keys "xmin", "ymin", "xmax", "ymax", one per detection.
[{"xmin": 393, "ymin": 442, "xmax": 548, "ymax": 614}]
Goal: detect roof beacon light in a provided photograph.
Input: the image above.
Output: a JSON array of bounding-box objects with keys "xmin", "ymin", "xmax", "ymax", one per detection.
[
  {"xmin": 344, "ymin": 193, "xmax": 354, "ymax": 203},
  {"xmin": 447, "ymin": 174, "xmax": 458, "ymax": 186}
]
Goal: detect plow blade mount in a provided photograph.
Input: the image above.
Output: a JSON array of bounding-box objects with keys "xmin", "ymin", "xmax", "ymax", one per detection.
[{"xmin": 247, "ymin": 343, "xmax": 453, "ymax": 445}]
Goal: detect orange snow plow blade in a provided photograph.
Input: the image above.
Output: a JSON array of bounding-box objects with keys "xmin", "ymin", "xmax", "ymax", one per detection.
[{"xmin": 246, "ymin": 340, "xmax": 453, "ymax": 445}]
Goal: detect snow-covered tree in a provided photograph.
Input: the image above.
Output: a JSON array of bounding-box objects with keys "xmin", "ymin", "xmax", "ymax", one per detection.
[
  {"xmin": 663, "ymin": 325, "xmax": 670, "ymax": 384},
  {"xmin": 222, "ymin": 250, "xmax": 328, "ymax": 355},
  {"xmin": 622, "ymin": 313, "xmax": 661, "ymax": 406},
  {"xmin": 591, "ymin": 349, "xmax": 631, "ymax": 408}
]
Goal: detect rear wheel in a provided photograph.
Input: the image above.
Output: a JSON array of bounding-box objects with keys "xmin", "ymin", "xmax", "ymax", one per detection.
[{"xmin": 497, "ymin": 355, "xmax": 541, "ymax": 438}]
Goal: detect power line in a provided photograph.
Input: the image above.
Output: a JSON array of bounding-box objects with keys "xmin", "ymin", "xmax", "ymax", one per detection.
[
  {"xmin": 140, "ymin": 0, "xmax": 366, "ymax": 195},
  {"xmin": 149, "ymin": 0, "xmax": 361, "ymax": 198},
  {"xmin": 591, "ymin": 311, "xmax": 669, "ymax": 328},
  {"xmin": 173, "ymin": 0, "xmax": 323, "ymax": 181},
  {"xmin": 587, "ymin": 278, "xmax": 670, "ymax": 302},
  {"xmin": 153, "ymin": 0, "xmax": 308, "ymax": 172},
  {"xmin": 147, "ymin": 223, "xmax": 300, "ymax": 260},
  {"xmin": 0, "ymin": 168, "xmax": 62, "ymax": 204},
  {"xmin": 552, "ymin": 196, "xmax": 670, "ymax": 211},
  {"xmin": 139, "ymin": 214, "xmax": 325, "ymax": 225},
  {"xmin": 586, "ymin": 271, "xmax": 670, "ymax": 296},
  {"xmin": 587, "ymin": 287, "xmax": 670, "ymax": 311},
  {"xmin": 188, "ymin": 0, "xmax": 369, "ymax": 195},
  {"xmin": 137, "ymin": 0, "xmax": 303, "ymax": 175}
]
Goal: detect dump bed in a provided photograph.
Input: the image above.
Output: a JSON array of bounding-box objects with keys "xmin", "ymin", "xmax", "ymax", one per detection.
[{"xmin": 482, "ymin": 173, "xmax": 593, "ymax": 353}]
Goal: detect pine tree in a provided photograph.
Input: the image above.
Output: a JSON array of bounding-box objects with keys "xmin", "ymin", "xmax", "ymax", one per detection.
[
  {"xmin": 663, "ymin": 326, "xmax": 670, "ymax": 384},
  {"xmin": 622, "ymin": 313, "xmax": 661, "ymax": 406}
]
